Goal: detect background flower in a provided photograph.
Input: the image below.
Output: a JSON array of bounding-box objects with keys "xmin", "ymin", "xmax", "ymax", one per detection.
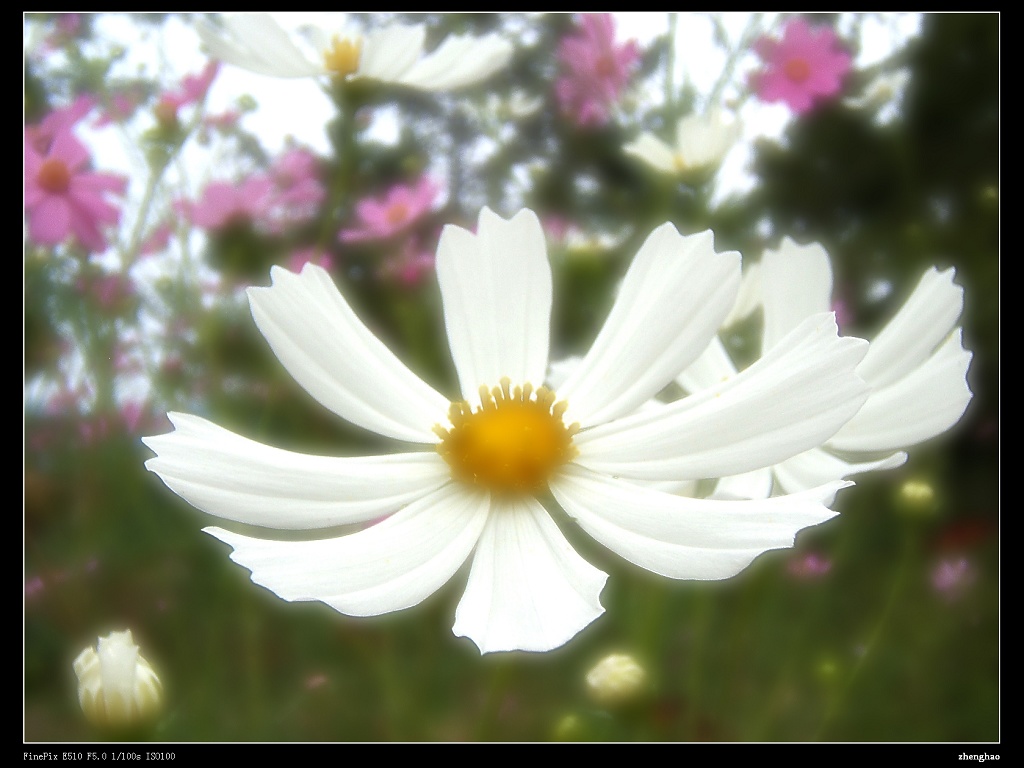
[
  {"xmin": 24, "ymin": 128, "xmax": 127, "ymax": 252},
  {"xmin": 338, "ymin": 177, "xmax": 439, "ymax": 243},
  {"xmin": 198, "ymin": 13, "xmax": 513, "ymax": 90},
  {"xmin": 555, "ymin": 13, "xmax": 639, "ymax": 127},
  {"xmin": 751, "ymin": 17, "xmax": 851, "ymax": 113}
]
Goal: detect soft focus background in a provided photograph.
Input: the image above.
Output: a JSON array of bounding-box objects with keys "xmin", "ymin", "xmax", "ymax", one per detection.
[{"xmin": 24, "ymin": 13, "xmax": 998, "ymax": 742}]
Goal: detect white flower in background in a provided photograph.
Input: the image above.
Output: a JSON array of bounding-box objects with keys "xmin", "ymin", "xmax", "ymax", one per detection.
[
  {"xmin": 624, "ymin": 109, "xmax": 741, "ymax": 180},
  {"xmin": 844, "ymin": 69, "xmax": 911, "ymax": 124},
  {"xmin": 143, "ymin": 208, "xmax": 871, "ymax": 654},
  {"xmin": 73, "ymin": 630, "xmax": 162, "ymax": 727},
  {"xmin": 197, "ymin": 13, "xmax": 513, "ymax": 91},
  {"xmin": 677, "ymin": 238, "xmax": 973, "ymax": 499}
]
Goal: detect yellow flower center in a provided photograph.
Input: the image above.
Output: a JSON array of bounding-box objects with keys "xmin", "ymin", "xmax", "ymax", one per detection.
[
  {"xmin": 324, "ymin": 35, "xmax": 363, "ymax": 78},
  {"xmin": 434, "ymin": 377, "xmax": 580, "ymax": 493},
  {"xmin": 385, "ymin": 202, "xmax": 409, "ymax": 226},
  {"xmin": 784, "ymin": 57, "xmax": 811, "ymax": 83},
  {"xmin": 37, "ymin": 158, "xmax": 71, "ymax": 194}
]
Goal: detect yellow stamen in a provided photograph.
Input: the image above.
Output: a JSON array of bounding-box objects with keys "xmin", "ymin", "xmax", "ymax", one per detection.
[
  {"xmin": 324, "ymin": 36, "xmax": 362, "ymax": 78},
  {"xmin": 435, "ymin": 377, "xmax": 579, "ymax": 493},
  {"xmin": 37, "ymin": 158, "xmax": 71, "ymax": 194},
  {"xmin": 784, "ymin": 57, "xmax": 811, "ymax": 83}
]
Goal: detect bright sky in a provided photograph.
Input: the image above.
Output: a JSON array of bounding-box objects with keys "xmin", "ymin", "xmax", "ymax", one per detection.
[
  {"xmin": 73, "ymin": 12, "xmax": 920, "ymax": 210},
  {"xmin": 35, "ymin": 13, "xmax": 924, "ymax": 227},
  {"xmin": 24, "ymin": 12, "xmax": 922, "ymax": 410}
]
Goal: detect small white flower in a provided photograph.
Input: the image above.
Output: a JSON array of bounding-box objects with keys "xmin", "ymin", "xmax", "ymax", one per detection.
[
  {"xmin": 73, "ymin": 630, "xmax": 162, "ymax": 727},
  {"xmin": 677, "ymin": 238, "xmax": 973, "ymax": 498},
  {"xmin": 197, "ymin": 13, "xmax": 513, "ymax": 91},
  {"xmin": 624, "ymin": 109, "xmax": 741, "ymax": 179},
  {"xmin": 143, "ymin": 208, "xmax": 870, "ymax": 654}
]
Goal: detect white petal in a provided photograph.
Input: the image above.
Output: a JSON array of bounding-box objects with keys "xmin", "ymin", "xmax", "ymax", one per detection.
[
  {"xmin": 575, "ymin": 313, "xmax": 869, "ymax": 481},
  {"xmin": 672, "ymin": 109, "xmax": 740, "ymax": 171},
  {"xmin": 675, "ymin": 335, "xmax": 738, "ymax": 394},
  {"xmin": 721, "ymin": 261, "xmax": 762, "ymax": 327},
  {"xmin": 855, "ymin": 267, "xmax": 965, "ymax": 388},
  {"xmin": 204, "ymin": 484, "xmax": 489, "ymax": 616},
  {"xmin": 624, "ymin": 133, "xmax": 676, "ymax": 174},
  {"xmin": 358, "ymin": 25, "xmax": 425, "ymax": 83},
  {"xmin": 828, "ymin": 328, "xmax": 973, "ymax": 452},
  {"xmin": 436, "ymin": 208, "xmax": 552, "ymax": 402},
  {"xmin": 197, "ymin": 14, "xmax": 325, "ymax": 78},
  {"xmin": 772, "ymin": 447, "xmax": 907, "ymax": 495},
  {"xmin": 761, "ymin": 238, "xmax": 834, "ymax": 351},
  {"xmin": 709, "ymin": 467, "xmax": 774, "ymax": 500},
  {"xmin": 559, "ymin": 226, "xmax": 741, "ymax": 426},
  {"xmin": 142, "ymin": 413, "xmax": 452, "ymax": 529},
  {"xmin": 452, "ymin": 495, "xmax": 607, "ymax": 654},
  {"xmin": 397, "ymin": 34, "xmax": 513, "ymax": 91},
  {"xmin": 247, "ymin": 264, "xmax": 450, "ymax": 443},
  {"xmin": 551, "ymin": 466, "xmax": 844, "ymax": 580}
]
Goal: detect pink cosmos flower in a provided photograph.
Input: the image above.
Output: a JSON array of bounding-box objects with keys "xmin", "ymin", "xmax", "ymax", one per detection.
[
  {"xmin": 286, "ymin": 247, "xmax": 335, "ymax": 273},
  {"xmin": 165, "ymin": 60, "xmax": 220, "ymax": 110},
  {"xmin": 155, "ymin": 60, "xmax": 221, "ymax": 123},
  {"xmin": 269, "ymin": 148, "xmax": 325, "ymax": 226},
  {"xmin": 25, "ymin": 95, "xmax": 96, "ymax": 153},
  {"xmin": 786, "ymin": 552, "xmax": 833, "ymax": 579},
  {"xmin": 338, "ymin": 177, "xmax": 439, "ymax": 243},
  {"xmin": 555, "ymin": 14, "xmax": 640, "ymax": 128},
  {"xmin": 24, "ymin": 129, "xmax": 127, "ymax": 252},
  {"xmin": 751, "ymin": 17, "xmax": 852, "ymax": 114},
  {"xmin": 140, "ymin": 221, "xmax": 174, "ymax": 256},
  {"xmin": 204, "ymin": 109, "xmax": 241, "ymax": 131},
  {"xmin": 94, "ymin": 91, "xmax": 144, "ymax": 128},
  {"xmin": 187, "ymin": 175, "xmax": 275, "ymax": 231},
  {"xmin": 930, "ymin": 556, "xmax": 975, "ymax": 600},
  {"xmin": 379, "ymin": 239, "xmax": 436, "ymax": 287}
]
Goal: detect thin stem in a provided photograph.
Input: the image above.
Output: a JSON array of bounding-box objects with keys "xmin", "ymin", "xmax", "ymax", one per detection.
[{"xmin": 814, "ymin": 527, "xmax": 915, "ymax": 740}]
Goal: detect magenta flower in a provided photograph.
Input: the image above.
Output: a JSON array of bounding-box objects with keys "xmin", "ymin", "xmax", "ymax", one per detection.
[
  {"xmin": 286, "ymin": 247, "xmax": 335, "ymax": 273},
  {"xmin": 139, "ymin": 221, "xmax": 174, "ymax": 256},
  {"xmin": 338, "ymin": 177, "xmax": 439, "ymax": 243},
  {"xmin": 187, "ymin": 175, "xmax": 275, "ymax": 231},
  {"xmin": 379, "ymin": 239, "xmax": 436, "ymax": 287},
  {"xmin": 162, "ymin": 60, "xmax": 220, "ymax": 112},
  {"xmin": 555, "ymin": 13, "xmax": 639, "ymax": 128},
  {"xmin": 25, "ymin": 95, "xmax": 96, "ymax": 153},
  {"xmin": 786, "ymin": 552, "xmax": 833, "ymax": 579},
  {"xmin": 931, "ymin": 556, "xmax": 975, "ymax": 600},
  {"xmin": 94, "ymin": 91, "xmax": 144, "ymax": 128},
  {"xmin": 24, "ymin": 129, "xmax": 127, "ymax": 252},
  {"xmin": 155, "ymin": 60, "xmax": 220, "ymax": 124},
  {"xmin": 751, "ymin": 17, "xmax": 851, "ymax": 114},
  {"xmin": 270, "ymin": 148, "xmax": 325, "ymax": 225}
]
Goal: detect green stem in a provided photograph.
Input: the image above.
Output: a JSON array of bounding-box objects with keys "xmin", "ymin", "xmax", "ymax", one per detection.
[{"xmin": 814, "ymin": 527, "xmax": 915, "ymax": 740}]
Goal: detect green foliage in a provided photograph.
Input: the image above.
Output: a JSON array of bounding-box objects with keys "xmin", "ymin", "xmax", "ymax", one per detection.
[{"xmin": 24, "ymin": 13, "xmax": 997, "ymax": 742}]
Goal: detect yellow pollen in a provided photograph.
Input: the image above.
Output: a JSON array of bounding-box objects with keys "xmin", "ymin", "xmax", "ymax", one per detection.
[
  {"xmin": 434, "ymin": 377, "xmax": 580, "ymax": 493},
  {"xmin": 324, "ymin": 36, "xmax": 363, "ymax": 78},
  {"xmin": 37, "ymin": 158, "xmax": 71, "ymax": 194},
  {"xmin": 784, "ymin": 57, "xmax": 811, "ymax": 83}
]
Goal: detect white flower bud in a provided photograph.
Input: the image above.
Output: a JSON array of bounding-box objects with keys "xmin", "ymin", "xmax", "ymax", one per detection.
[
  {"xmin": 585, "ymin": 653, "xmax": 647, "ymax": 706},
  {"xmin": 73, "ymin": 630, "xmax": 162, "ymax": 727}
]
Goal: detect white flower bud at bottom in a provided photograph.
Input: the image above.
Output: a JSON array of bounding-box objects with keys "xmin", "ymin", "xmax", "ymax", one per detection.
[
  {"xmin": 585, "ymin": 653, "xmax": 647, "ymax": 706},
  {"xmin": 73, "ymin": 630, "xmax": 162, "ymax": 727}
]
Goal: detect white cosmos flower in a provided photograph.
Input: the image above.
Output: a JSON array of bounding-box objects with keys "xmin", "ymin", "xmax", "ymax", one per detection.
[
  {"xmin": 677, "ymin": 237, "xmax": 973, "ymax": 499},
  {"xmin": 624, "ymin": 109, "xmax": 740, "ymax": 180},
  {"xmin": 197, "ymin": 13, "xmax": 513, "ymax": 91},
  {"xmin": 143, "ymin": 208, "xmax": 871, "ymax": 654}
]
